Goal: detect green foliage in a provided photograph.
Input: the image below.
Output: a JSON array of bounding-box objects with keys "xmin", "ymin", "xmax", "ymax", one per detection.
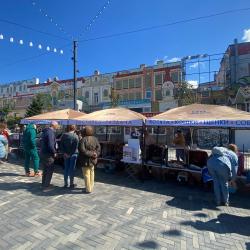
[
  {"xmin": 25, "ymin": 94, "xmax": 44, "ymax": 117},
  {"xmin": 109, "ymin": 88, "xmax": 120, "ymax": 107},
  {"xmin": 174, "ymin": 82, "xmax": 197, "ymax": 106},
  {"xmin": 7, "ymin": 115, "xmax": 21, "ymax": 129}
]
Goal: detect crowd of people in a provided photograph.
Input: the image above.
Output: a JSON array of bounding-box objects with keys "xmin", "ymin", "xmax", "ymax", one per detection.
[
  {"xmin": 22, "ymin": 121, "xmax": 101, "ymax": 193},
  {"xmin": 0, "ymin": 121, "xmax": 245, "ymax": 205}
]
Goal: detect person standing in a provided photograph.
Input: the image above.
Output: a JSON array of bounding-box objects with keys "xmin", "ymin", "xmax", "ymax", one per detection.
[
  {"xmin": 207, "ymin": 146, "xmax": 238, "ymax": 206},
  {"xmin": 23, "ymin": 124, "xmax": 41, "ymax": 177},
  {"xmin": 173, "ymin": 130, "xmax": 186, "ymax": 162},
  {"xmin": 60, "ymin": 125, "xmax": 79, "ymax": 188},
  {"xmin": 78, "ymin": 126, "xmax": 101, "ymax": 193},
  {"xmin": 40, "ymin": 121, "xmax": 59, "ymax": 191},
  {"xmin": 0, "ymin": 126, "xmax": 8, "ymax": 162}
]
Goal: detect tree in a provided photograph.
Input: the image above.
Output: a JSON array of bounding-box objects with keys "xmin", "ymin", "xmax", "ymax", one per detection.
[
  {"xmin": 0, "ymin": 104, "xmax": 11, "ymax": 121},
  {"xmin": 25, "ymin": 95, "xmax": 44, "ymax": 117},
  {"xmin": 174, "ymin": 82, "xmax": 197, "ymax": 106},
  {"xmin": 109, "ymin": 88, "xmax": 120, "ymax": 107}
]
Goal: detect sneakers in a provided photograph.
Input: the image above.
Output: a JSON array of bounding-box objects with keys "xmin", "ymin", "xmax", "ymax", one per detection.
[
  {"xmin": 25, "ymin": 171, "xmax": 42, "ymax": 177},
  {"xmin": 34, "ymin": 172, "xmax": 42, "ymax": 177},
  {"xmin": 70, "ymin": 184, "xmax": 77, "ymax": 189}
]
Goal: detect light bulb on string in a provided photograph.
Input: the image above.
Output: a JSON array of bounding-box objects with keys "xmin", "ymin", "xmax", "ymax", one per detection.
[
  {"xmin": 60, "ymin": 50, "xmax": 63, "ymax": 54},
  {"xmin": 10, "ymin": 37, "xmax": 14, "ymax": 43},
  {"xmin": 46, "ymin": 46, "xmax": 50, "ymax": 51},
  {"xmin": 38, "ymin": 44, "xmax": 42, "ymax": 49},
  {"xmin": 19, "ymin": 40, "xmax": 24, "ymax": 45},
  {"xmin": 53, "ymin": 48, "xmax": 57, "ymax": 53},
  {"xmin": 0, "ymin": 34, "xmax": 4, "ymax": 40},
  {"xmin": 29, "ymin": 42, "xmax": 33, "ymax": 47}
]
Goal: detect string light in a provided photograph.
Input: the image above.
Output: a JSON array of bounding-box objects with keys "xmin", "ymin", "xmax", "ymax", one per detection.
[
  {"xmin": 0, "ymin": 32, "xmax": 63, "ymax": 54},
  {"xmin": 79, "ymin": 0, "xmax": 111, "ymax": 39},
  {"xmin": 31, "ymin": 1, "xmax": 74, "ymax": 40}
]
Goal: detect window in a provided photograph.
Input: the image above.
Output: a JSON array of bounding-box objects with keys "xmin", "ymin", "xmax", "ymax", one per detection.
[
  {"xmin": 94, "ymin": 93, "xmax": 99, "ymax": 104},
  {"xmin": 96, "ymin": 126, "xmax": 121, "ymax": 134},
  {"xmin": 165, "ymin": 90, "xmax": 170, "ymax": 96},
  {"xmin": 19, "ymin": 86, "xmax": 22, "ymax": 92},
  {"xmin": 115, "ymin": 80, "xmax": 122, "ymax": 90},
  {"xmin": 145, "ymin": 74, "xmax": 151, "ymax": 89},
  {"xmin": 122, "ymin": 79, "xmax": 129, "ymax": 89},
  {"xmin": 129, "ymin": 78, "xmax": 135, "ymax": 88},
  {"xmin": 171, "ymin": 71, "xmax": 181, "ymax": 83},
  {"xmin": 7, "ymin": 88, "xmax": 9, "ymax": 93},
  {"xmin": 135, "ymin": 77, "xmax": 142, "ymax": 88},
  {"xmin": 146, "ymin": 90, "xmax": 152, "ymax": 99},
  {"xmin": 135, "ymin": 92, "xmax": 142, "ymax": 100},
  {"xmin": 85, "ymin": 91, "xmax": 89, "ymax": 99},
  {"xmin": 123, "ymin": 93, "xmax": 128, "ymax": 100},
  {"xmin": 103, "ymin": 89, "xmax": 109, "ymax": 98},
  {"xmin": 152, "ymin": 127, "xmax": 166, "ymax": 135},
  {"xmin": 155, "ymin": 89, "xmax": 162, "ymax": 100},
  {"xmin": 154, "ymin": 73, "xmax": 164, "ymax": 85},
  {"xmin": 1, "ymin": 88, "xmax": 3, "ymax": 93},
  {"xmin": 129, "ymin": 92, "xmax": 135, "ymax": 100},
  {"xmin": 13, "ymin": 86, "xmax": 16, "ymax": 92}
]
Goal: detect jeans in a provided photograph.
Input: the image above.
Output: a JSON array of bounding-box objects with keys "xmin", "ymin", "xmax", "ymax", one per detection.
[
  {"xmin": 207, "ymin": 161, "xmax": 231, "ymax": 204},
  {"xmin": 64, "ymin": 154, "xmax": 78, "ymax": 186},
  {"xmin": 176, "ymin": 149, "xmax": 185, "ymax": 161},
  {"xmin": 82, "ymin": 165, "xmax": 95, "ymax": 193},
  {"xmin": 24, "ymin": 149, "xmax": 40, "ymax": 173},
  {"xmin": 41, "ymin": 154, "xmax": 55, "ymax": 188}
]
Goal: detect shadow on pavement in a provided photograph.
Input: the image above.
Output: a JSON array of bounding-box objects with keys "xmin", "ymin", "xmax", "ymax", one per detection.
[
  {"xmin": 0, "ymin": 172, "xmax": 23, "ymax": 177},
  {"xmin": 181, "ymin": 213, "xmax": 250, "ymax": 237},
  {"xmin": 0, "ymin": 181, "xmax": 85, "ymax": 197},
  {"xmin": 162, "ymin": 229, "xmax": 182, "ymax": 237},
  {"xmin": 136, "ymin": 240, "xmax": 160, "ymax": 249},
  {"xmin": 246, "ymin": 242, "xmax": 250, "ymax": 250}
]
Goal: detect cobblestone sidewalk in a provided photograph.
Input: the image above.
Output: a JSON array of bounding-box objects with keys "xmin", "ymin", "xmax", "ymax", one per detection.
[{"xmin": 0, "ymin": 162, "xmax": 249, "ymax": 250}]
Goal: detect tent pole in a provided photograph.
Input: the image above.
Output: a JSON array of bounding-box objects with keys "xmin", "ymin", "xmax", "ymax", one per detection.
[
  {"xmin": 156, "ymin": 126, "xmax": 160, "ymax": 144},
  {"xmin": 105, "ymin": 126, "xmax": 108, "ymax": 141}
]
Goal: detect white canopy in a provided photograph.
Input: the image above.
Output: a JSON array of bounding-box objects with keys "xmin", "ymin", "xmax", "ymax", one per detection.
[
  {"xmin": 146, "ymin": 104, "xmax": 250, "ymax": 128},
  {"xmin": 71, "ymin": 107, "xmax": 146, "ymax": 126}
]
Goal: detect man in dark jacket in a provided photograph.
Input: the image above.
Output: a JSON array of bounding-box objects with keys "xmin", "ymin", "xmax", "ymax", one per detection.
[
  {"xmin": 40, "ymin": 121, "xmax": 59, "ymax": 191},
  {"xmin": 23, "ymin": 124, "xmax": 40, "ymax": 177},
  {"xmin": 78, "ymin": 126, "xmax": 101, "ymax": 193},
  {"xmin": 60, "ymin": 125, "xmax": 79, "ymax": 188}
]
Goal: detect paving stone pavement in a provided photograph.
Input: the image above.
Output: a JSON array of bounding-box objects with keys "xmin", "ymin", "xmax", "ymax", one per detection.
[{"xmin": 0, "ymin": 161, "xmax": 249, "ymax": 250}]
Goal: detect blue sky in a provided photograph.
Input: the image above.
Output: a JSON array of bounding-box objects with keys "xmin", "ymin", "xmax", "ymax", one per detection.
[{"xmin": 0, "ymin": 0, "xmax": 250, "ymax": 85}]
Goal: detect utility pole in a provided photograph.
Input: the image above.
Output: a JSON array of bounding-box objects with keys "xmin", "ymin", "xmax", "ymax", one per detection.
[{"xmin": 73, "ymin": 40, "xmax": 77, "ymax": 110}]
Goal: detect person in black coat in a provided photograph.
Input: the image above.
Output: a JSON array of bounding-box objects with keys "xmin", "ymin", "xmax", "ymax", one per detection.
[{"xmin": 40, "ymin": 121, "xmax": 59, "ymax": 191}]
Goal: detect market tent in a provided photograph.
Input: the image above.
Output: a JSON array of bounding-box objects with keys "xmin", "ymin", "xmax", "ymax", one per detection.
[
  {"xmin": 146, "ymin": 104, "xmax": 250, "ymax": 128},
  {"xmin": 21, "ymin": 109, "xmax": 85, "ymax": 125},
  {"xmin": 71, "ymin": 107, "xmax": 146, "ymax": 126}
]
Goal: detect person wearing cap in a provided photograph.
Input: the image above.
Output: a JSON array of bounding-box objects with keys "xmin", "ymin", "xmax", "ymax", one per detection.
[
  {"xmin": 40, "ymin": 121, "xmax": 59, "ymax": 191},
  {"xmin": 173, "ymin": 129, "xmax": 186, "ymax": 162},
  {"xmin": 60, "ymin": 125, "xmax": 79, "ymax": 188},
  {"xmin": 78, "ymin": 126, "xmax": 101, "ymax": 193}
]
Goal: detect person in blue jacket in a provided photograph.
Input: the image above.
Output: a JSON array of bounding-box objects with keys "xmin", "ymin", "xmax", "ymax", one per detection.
[
  {"xmin": 207, "ymin": 146, "xmax": 238, "ymax": 206},
  {"xmin": 0, "ymin": 126, "xmax": 8, "ymax": 162}
]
